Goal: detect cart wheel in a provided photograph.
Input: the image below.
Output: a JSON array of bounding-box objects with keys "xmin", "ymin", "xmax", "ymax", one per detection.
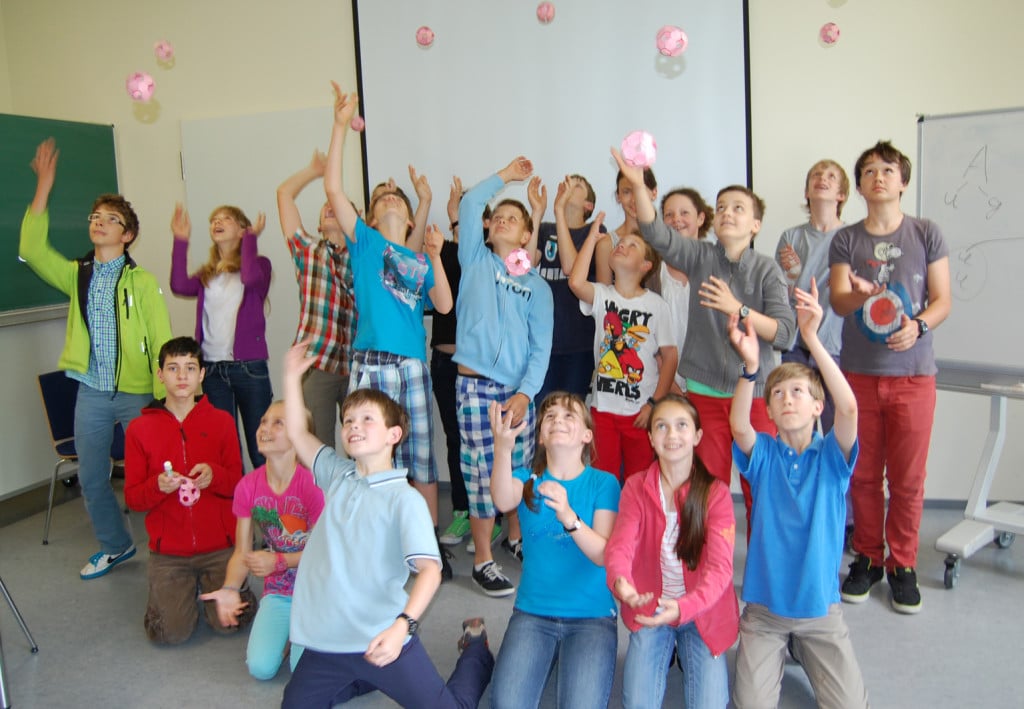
[
  {"xmin": 61, "ymin": 475, "xmax": 78, "ymax": 488},
  {"xmin": 943, "ymin": 556, "xmax": 960, "ymax": 590},
  {"xmin": 995, "ymin": 531, "xmax": 1016, "ymax": 549}
]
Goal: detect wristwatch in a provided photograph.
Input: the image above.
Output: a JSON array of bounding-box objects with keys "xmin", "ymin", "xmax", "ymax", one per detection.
[
  {"xmin": 563, "ymin": 515, "xmax": 582, "ymax": 534},
  {"xmin": 738, "ymin": 305, "xmax": 751, "ymax": 321},
  {"xmin": 914, "ymin": 318, "xmax": 929, "ymax": 338},
  {"xmin": 397, "ymin": 612, "xmax": 419, "ymax": 636}
]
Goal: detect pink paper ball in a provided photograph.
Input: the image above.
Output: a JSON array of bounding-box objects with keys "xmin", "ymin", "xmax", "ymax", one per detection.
[
  {"xmin": 416, "ymin": 26, "xmax": 435, "ymax": 48},
  {"xmin": 153, "ymin": 40, "xmax": 174, "ymax": 62},
  {"xmin": 125, "ymin": 72, "xmax": 155, "ymax": 102},
  {"xmin": 178, "ymin": 478, "xmax": 201, "ymax": 507},
  {"xmin": 621, "ymin": 130, "xmax": 658, "ymax": 168},
  {"xmin": 819, "ymin": 22, "xmax": 840, "ymax": 45},
  {"xmin": 350, "ymin": 115, "xmax": 365, "ymax": 132},
  {"xmin": 537, "ymin": 2, "xmax": 555, "ymax": 24},
  {"xmin": 656, "ymin": 25, "xmax": 688, "ymax": 57}
]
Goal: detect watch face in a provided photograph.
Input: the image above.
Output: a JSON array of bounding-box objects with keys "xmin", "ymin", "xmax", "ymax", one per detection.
[{"xmin": 740, "ymin": 305, "xmax": 750, "ymax": 318}]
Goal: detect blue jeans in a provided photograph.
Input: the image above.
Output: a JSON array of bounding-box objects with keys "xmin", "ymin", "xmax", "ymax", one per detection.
[
  {"xmin": 622, "ymin": 622, "xmax": 728, "ymax": 709},
  {"xmin": 202, "ymin": 359, "xmax": 273, "ymax": 469},
  {"xmin": 491, "ymin": 610, "xmax": 617, "ymax": 709},
  {"xmin": 74, "ymin": 385, "xmax": 150, "ymax": 555},
  {"xmin": 246, "ymin": 593, "xmax": 303, "ymax": 680}
]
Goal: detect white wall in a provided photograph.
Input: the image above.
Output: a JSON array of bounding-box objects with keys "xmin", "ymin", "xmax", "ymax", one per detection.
[{"xmin": 1, "ymin": 0, "xmax": 1022, "ymax": 501}]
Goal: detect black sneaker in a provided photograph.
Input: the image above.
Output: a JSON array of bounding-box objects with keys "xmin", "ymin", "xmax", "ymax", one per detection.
[
  {"xmin": 887, "ymin": 566, "xmax": 922, "ymax": 614},
  {"xmin": 440, "ymin": 547, "xmax": 454, "ymax": 583},
  {"xmin": 841, "ymin": 554, "xmax": 883, "ymax": 603},
  {"xmin": 501, "ymin": 537, "xmax": 523, "ymax": 562},
  {"xmin": 472, "ymin": 561, "xmax": 515, "ymax": 597},
  {"xmin": 458, "ymin": 617, "xmax": 488, "ymax": 653}
]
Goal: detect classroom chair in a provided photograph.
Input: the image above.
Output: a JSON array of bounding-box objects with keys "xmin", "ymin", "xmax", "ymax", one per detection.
[{"xmin": 36, "ymin": 371, "xmax": 125, "ymax": 545}]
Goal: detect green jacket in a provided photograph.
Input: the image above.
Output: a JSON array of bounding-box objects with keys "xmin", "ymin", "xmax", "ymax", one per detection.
[{"xmin": 19, "ymin": 208, "xmax": 172, "ymax": 396}]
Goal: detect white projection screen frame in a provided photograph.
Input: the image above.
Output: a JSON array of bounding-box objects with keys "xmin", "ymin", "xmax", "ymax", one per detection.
[{"xmin": 351, "ymin": 1, "xmax": 751, "ymax": 224}]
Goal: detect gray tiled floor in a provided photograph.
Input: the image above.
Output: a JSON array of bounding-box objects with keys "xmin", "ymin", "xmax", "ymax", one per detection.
[{"xmin": 1, "ymin": 487, "xmax": 1021, "ymax": 708}]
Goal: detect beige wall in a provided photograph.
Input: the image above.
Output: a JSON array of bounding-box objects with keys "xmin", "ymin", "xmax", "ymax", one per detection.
[{"xmin": 1, "ymin": 0, "xmax": 1022, "ymax": 501}]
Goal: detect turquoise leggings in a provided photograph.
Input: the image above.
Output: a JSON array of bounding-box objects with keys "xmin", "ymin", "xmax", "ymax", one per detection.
[{"xmin": 247, "ymin": 593, "xmax": 304, "ymax": 680}]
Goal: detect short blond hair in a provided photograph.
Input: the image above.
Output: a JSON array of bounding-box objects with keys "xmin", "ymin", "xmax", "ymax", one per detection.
[{"xmin": 763, "ymin": 362, "xmax": 825, "ymax": 405}]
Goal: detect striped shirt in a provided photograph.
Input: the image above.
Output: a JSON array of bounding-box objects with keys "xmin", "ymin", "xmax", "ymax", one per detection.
[
  {"xmin": 287, "ymin": 230, "xmax": 356, "ymax": 375},
  {"xmin": 70, "ymin": 254, "xmax": 124, "ymax": 392},
  {"xmin": 659, "ymin": 481, "xmax": 686, "ymax": 599}
]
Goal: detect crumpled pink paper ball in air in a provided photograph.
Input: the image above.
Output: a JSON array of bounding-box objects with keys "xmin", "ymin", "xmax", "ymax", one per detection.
[
  {"xmin": 416, "ymin": 26, "xmax": 435, "ymax": 48},
  {"xmin": 125, "ymin": 72, "xmax": 155, "ymax": 102},
  {"xmin": 154, "ymin": 40, "xmax": 174, "ymax": 62},
  {"xmin": 621, "ymin": 131, "xmax": 657, "ymax": 168},
  {"xmin": 656, "ymin": 25, "xmax": 688, "ymax": 57},
  {"xmin": 820, "ymin": 23, "xmax": 840, "ymax": 45},
  {"xmin": 537, "ymin": 2, "xmax": 555, "ymax": 24},
  {"xmin": 350, "ymin": 115, "xmax": 365, "ymax": 132}
]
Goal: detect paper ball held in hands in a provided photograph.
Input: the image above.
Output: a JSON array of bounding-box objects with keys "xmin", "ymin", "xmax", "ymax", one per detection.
[
  {"xmin": 178, "ymin": 478, "xmax": 201, "ymax": 507},
  {"xmin": 819, "ymin": 23, "xmax": 840, "ymax": 45},
  {"xmin": 621, "ymin": 131, "xmax": 658, "ymax": 168},
  {"xmin": 416, "ymin": 26, "xmax": 435, "ymax": 48},
  {"xmin": 505, "ymin": 248, "xmax": 532, "ymax": 277},
  {"xmin": 656, "ymin": 25, "xmax": 688, "ymax": 57},
  {"xmin": 125, "ymin": 72, "xmax": 155, "ymax": 102},
  {"xmin": 537, "ymin": 2, "xmax": 555, "ymax": 24},
  {"xmin": 350, "ymin": 115, "xmax": 365, "ymax": 132},
  {"xmin": 154, "ymin": 40, "xmax": 174, "ymax": 62}
]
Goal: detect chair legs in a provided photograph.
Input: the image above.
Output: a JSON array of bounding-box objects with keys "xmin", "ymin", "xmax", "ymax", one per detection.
[{"xmin": 42, "ymin": 458, "xmax": 77, "ymax": 546}]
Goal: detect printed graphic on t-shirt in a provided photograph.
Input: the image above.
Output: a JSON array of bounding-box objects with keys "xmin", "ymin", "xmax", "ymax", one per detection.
[
  {"xmin": 595, "ymin": 300, "xmax": 652, "ymax": 401},
  {"xmin": 251, "ymin": 495, "xmax": 315, "ymax": 596},
  {"xmin": 380, "ymin": 244, "xmax": 428, "ymax": 309},
  {"xmin": 855, "ymin": 240, "xmax": 912, "ymax": 342}
]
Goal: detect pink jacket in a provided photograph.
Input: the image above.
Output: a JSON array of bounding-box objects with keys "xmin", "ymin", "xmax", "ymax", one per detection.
[{"xmin": 605, "ymin": 461, "xmax": 739, "ymax": 656}]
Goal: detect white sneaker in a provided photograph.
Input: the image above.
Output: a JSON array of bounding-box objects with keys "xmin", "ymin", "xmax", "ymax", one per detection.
[{"xmin": 80, "ymin": 545, "xmax": 137, "ymax": 580}]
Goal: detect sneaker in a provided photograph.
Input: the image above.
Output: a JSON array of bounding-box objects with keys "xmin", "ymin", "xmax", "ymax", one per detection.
[
  {"xmin": 440, "ymin": 547, "xmax": 454, "ymax": 583},
  {"xmin": 466, "ymin": 524, "xmax": 502, "ymax": 554},
  {"xmin": 440, "ymin": 511, "xmax": 471, "ymax": 545},
  {"xmin": 80, "ymin": 545, "xmax": 137, "ymax": 580},
  {"xmin": 840, "ymin": 554, "xmax": 883, "ymax": 603},
  {"xmin": 887, "ymin": 567, "xmax": 922, "ymax": 614},
  {"xmin": 458, "ymin": 617, "xmax": 488, "ymax": 653},
  {"xmin": 472, "ymin": 561, "xmax": 515, "ymax": 597},
  {"xmin": 501, "ymin": 537, "xmax": 523, "ymax": 562}
]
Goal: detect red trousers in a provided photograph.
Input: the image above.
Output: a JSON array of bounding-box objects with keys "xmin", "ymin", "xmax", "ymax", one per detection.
[
  {"xmin": 845, "ymin": 373, "xmax": 936, "ymax": 570},
  {"xmin": 591, "ymin": 408, "xmax": 655, "ymax": 482}
]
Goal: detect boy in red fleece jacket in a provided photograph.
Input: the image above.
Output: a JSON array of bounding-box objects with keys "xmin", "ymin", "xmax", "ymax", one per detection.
[{"xmin": 125, "ymin": 336, "xmax": 255, "ymax": 644}]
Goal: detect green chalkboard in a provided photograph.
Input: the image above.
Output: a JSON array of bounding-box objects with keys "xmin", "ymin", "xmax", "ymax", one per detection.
[{"xmin": 1, "ymin": 113, "xmax": 118, "ymax": 318}]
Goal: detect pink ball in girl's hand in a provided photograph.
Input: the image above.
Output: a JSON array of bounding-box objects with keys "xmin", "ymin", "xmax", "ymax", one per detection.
[
  {"xmin": 536, "ymin": 2, "xmax": 555, "ymax": 24},
  {"xmin": 178, "ymin": 478, "xmax": 201, "ymax": 507},
  {"xmin": 153, "ymin": 40, "xmax": 174, "ymax": 62},
  {"xmin": 621, "ymin": 130, "xmax": 658, "ymax": 168},
  {"xmin": 819, "ymin": 22, "xmax": 841, "ymax": 45},
  {"xmin": 655, "ymin": 25, "xmax": 688, "ymax": 57},
  {"xmin": 416, "ymin": 26, "xmax": 435, "ymax": 48},
  {"xmin": 125, "ymin": 72, "xmax": 155, "ymax": 102},
  {"xmin": 350, "ymin": 115, "xmax": 365, "ymax": 132}
]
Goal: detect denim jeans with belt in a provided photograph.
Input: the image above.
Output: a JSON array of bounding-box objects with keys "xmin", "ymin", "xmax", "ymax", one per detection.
[{"xmin": 202, "ymin": 359, "xmax": 273, "ymax": 469}]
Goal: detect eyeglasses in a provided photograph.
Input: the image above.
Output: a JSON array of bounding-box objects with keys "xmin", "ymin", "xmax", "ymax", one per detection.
[{"xmin": 87, "ymin": 212, "xmax": 126, "ymax": 228}]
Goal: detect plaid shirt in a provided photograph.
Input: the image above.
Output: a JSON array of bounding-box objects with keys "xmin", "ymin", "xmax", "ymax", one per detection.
[
  {"xmin": 288, "ymin": 230, "xmax": 356, "ymax": 375},
  {"xmin": 70, "ymin": 254, "xmax": 124, "ymax": 392}
]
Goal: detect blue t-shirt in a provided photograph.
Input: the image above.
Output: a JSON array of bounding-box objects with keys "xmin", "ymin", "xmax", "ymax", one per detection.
[
  {"xmin": 512, "ymin": 465, "xmax": 620, "ymax": 618},
  {"xmin": 347, "ymin": 219, "xmax": 435, "ymax": 360},
  {"xmin": 733, "ymin": 431, "xmax": 858, "ymax": 618}
]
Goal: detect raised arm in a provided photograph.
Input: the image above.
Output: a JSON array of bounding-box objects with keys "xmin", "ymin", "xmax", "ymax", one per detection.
[
  {"xmin": 526, "ymin": 176, "xmax": 547, "ymax": 265},
  {"xmin": 567, "ymin": 212, "xmax": 605, "ymax": 306},
  {"xmin": 727, "ymin": 314, "xmax": 759, "ymax": 456},
  {"xmin": 239, "ymin": 212, "xmax": 271, "ymax": 293},
  {"xmin": 488, "ymin": 401, "xmax": 527, "ymax": 513},
  {"xmin": 407, "ymin": 165, "xmax": 431, "ymax": 252},
  {"xmin": 169, "ymin": 203, "xmax": 201, "ymax": 297},
  {"xmin": 611, "ymin": 148, "xmax": 657, "ymax": 224},
  {"xmin": 323, "ymin": 82, "xmax": 361, "ymax": 239},
  {"xmin": 277, "ymin": 150, "xmax": 326, "ymax": 239},
  {"xmin": 423, "ymin": 225, "xmax": 453, "ymax": 314},
  {"xmin": 796, "ymin": 279, "xmax": 857, "ymax": 457},
  {"xmin": 554, "ymin": 176, "xmax": 581, "ymax": 274},
  {"xmin": 283, "ymin": 341, "xmax": 327, "ymax": 468},
  {"xmin": 30, "ymin": 138, "xmax": 58, "ymax": 215}
]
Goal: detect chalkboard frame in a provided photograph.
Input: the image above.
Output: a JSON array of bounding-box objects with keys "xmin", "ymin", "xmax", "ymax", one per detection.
[{"xmin": 0, "ymin": 113, "xmax": 118, "ymax": 326}]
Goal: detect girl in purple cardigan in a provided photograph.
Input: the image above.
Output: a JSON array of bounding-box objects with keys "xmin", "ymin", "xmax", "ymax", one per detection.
[
  {"xmin": 605, "ymin": 394, "xmax": 739, "ymax": 708},
  {"xmin": 170, "ymin": 203, "xmax": 273, "ymax": 468}
]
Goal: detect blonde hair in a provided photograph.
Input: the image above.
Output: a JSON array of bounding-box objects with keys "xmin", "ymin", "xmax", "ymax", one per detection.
[{"xmin": 197, "ymin": 205, "xmax": 251, "ymax": 286}]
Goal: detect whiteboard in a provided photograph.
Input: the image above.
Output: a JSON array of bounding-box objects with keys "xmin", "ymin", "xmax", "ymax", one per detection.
[
  {"xmin": 353, "ymin": 0, "xmax": 749, "ymax": 225},
  {"xmin": 917, "ymin": 108, "xmax": 1024, "ymax": 373}
]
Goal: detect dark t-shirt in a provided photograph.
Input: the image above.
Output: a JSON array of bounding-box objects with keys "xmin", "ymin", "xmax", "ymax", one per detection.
[
  {"xmin": 537, "ymin": 221, "xmax": 604, "ymax": 355},
  {"xmin": 429, "ymin": 239, "xmax": 460, "ymax": 348}
]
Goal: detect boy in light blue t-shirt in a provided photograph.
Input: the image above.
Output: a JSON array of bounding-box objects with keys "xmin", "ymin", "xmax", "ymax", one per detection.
[
  {"xmin": 728, "ymin": 279, "xmax": 868, "ymax": 709},
  {"xmin": 280, "ymin": 342, "xmax": 493, "ymax": 708}
]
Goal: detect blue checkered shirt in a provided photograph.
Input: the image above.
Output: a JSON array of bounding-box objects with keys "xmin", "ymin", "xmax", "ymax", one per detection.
[{"xmin": 69, "ymin": 254, "xmax": 124, "ymax": 392}]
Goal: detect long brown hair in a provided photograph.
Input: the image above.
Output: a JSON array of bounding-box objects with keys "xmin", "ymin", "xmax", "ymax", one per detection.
[
  {"xmin": 197, "ymin": 205, "xmax": 250, "ymax": 286},
  {"xmin": 649, "ymin": 394, "xmax": 715, "ymax": 571},
  {"xmin": 522, "ymin": 392, "xmax": 594, "ymax": 513}
]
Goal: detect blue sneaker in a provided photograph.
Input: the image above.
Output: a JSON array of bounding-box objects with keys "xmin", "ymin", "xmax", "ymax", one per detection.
[{"xmin": 80, "ymin": 545, "xmax": 136, "ymax": 580}]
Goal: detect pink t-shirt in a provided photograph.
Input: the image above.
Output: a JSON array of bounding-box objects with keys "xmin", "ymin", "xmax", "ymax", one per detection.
[{"xmin": 232, "ymin": 464, "xmax": 324, "ymax": 597}]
